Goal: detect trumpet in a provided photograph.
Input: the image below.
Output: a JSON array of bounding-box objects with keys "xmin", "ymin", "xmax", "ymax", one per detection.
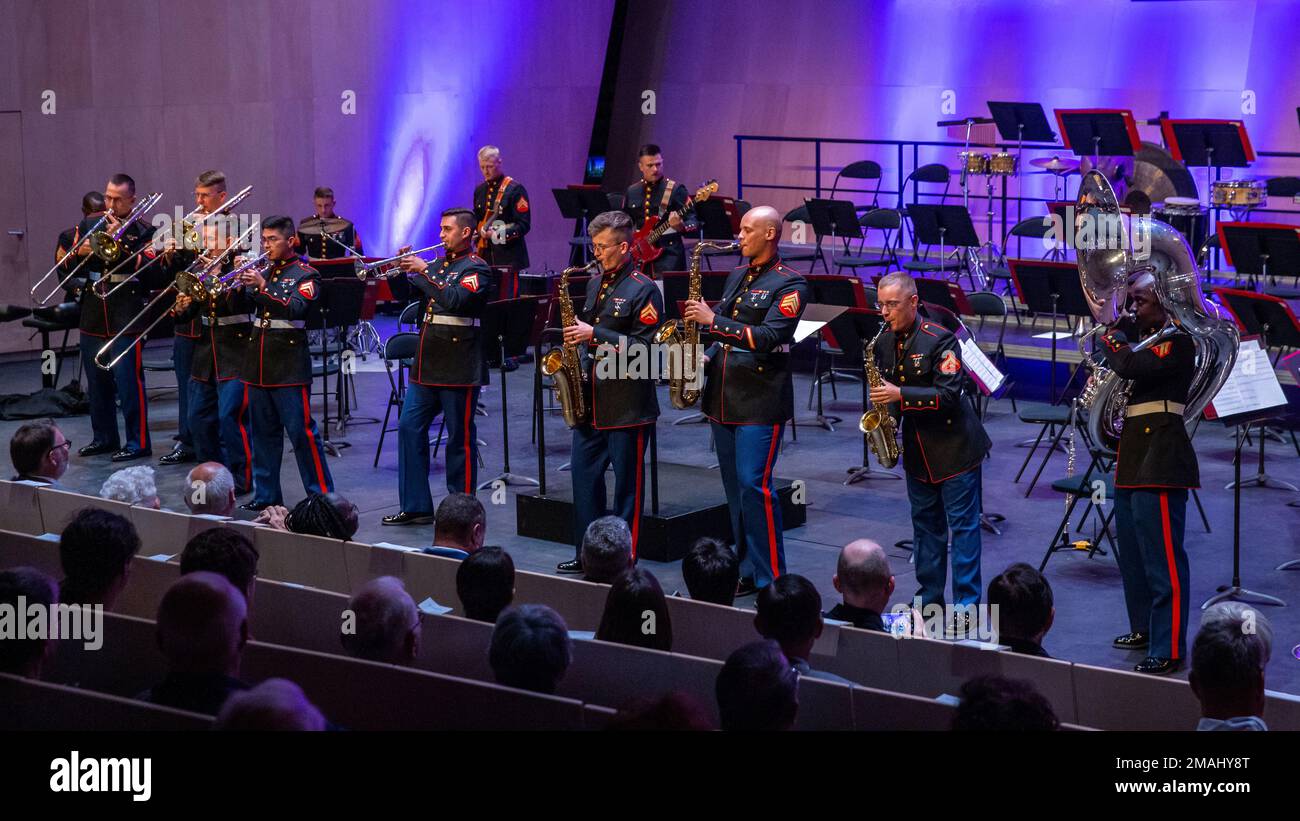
[
  {"xmin": 355, "ymin": 243, "xmax": 444, "ymax": 280},
  {"xmin": 30, "ymin": 212, "xmax": 109, "ymax": 304}
]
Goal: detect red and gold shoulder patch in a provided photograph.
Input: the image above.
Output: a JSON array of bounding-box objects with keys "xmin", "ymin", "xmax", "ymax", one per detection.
[
  {"xmin": 939, "ymin": 350, "xmax": 960, "ymax": 374},
  {"xmin": 461, "ymin": 273, "xmax": 480, "ymax": 293},
  {"xmin": 297, "ymin": 280, "xmax": 317, "ymax": 299},
  {"xmin": 639, "ymin": 302, "xmax": 659, "ymax": 325},
  {"xmin": 778, "ymin": 291, "xmax": 801, "ymax": 317},
  {"xmin": 1151, "ymin": 341, "xmax": 1172, "ymax": 358},
  {"xmin": 516, "ymin": 196, "xmax": 529, "ymax": 214}
]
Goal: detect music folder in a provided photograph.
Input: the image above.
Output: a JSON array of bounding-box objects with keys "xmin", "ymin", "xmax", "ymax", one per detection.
[{"xmin": 1203, "ymin": 337, "xmax": 1288, "ymax": 426}]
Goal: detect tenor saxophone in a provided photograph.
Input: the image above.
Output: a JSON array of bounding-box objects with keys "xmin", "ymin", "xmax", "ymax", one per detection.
[
  {"xmin": 541, "ymin": 260, "xmax": 598, "ymax": 428},
  {"xmin": 657, "ymin": 240, "xmax": 738, "ymax": 409},
  {"xmin": 858, "ymin": 325, "xmax": 900, "ymax": 469}
]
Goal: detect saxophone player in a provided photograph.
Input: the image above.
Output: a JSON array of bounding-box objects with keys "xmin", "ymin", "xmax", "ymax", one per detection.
[
  {"xmin": 869, "ymin": 272, "xmax": 990, "ymax": 634},
  {"xmin": 382, "ymin": 209, "xmax": 494, "ymax": 526},
  {"xmin": 683, "ymin": 206, "xmax": 808, "ymax": 597},
  {"xmin": 555, "ymin": 211, "xmax": 663, "ymax": 573}
]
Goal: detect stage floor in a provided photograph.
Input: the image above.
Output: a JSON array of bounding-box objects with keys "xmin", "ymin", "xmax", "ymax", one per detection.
[{"xmin": 4, "ymin": 324, "xmax": 1299, "ymax": 697}]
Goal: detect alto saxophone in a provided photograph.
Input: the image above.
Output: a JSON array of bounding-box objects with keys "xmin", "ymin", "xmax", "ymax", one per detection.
[
  {"xmin": 858, "ymin": 325, "xmax": 900, "ymax": 469},
  {"xmin": 657, "ymin": 240, "xmax": 738, "ymax": 409},
  {"xmin": 541, "ymin": 260, "xmax": 598, "ymax": 428}
]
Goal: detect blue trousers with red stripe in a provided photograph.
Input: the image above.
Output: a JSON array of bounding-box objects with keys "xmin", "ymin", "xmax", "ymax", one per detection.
[
  {"xmin": 80, "ymin": 335, "xmax": 150, "ymax": 452},
  {"xmin": 571, "ymin": 423, "xmax": 649, "ymax": 561},
  {"xmin": 712, "ymin": 421, "xmax": 785, "ymax": 590},
  {"xmin": 1114, "ymin": 487, "xmax": 1190, "ymax": 661},
  {"xmin": 188, "ymin": 378, "xmax": 252, "ymax": 493},
  {"xmin": 173, "ymin": 335, "xmax": 195, "ymax": 447},
  {"xmin": 247, "ymin": 384, "xmax": 333, "ymax": 506},
  {"xmin": 398, "ymin": 383, "xmax": 480, "ymax": 514}
]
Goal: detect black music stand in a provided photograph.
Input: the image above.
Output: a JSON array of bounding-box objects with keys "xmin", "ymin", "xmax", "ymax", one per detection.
[
  {"xmin": 1054, "ymin": 108, "xmax": 1140, "ymax": 166},
  {"xmin": 988, "ymin": 101, "xmax": 1056, "ymax": 230},
  {"xmin": 1008, "ymin": 259, "xmax": 1092, "ymax": 404},
  {"xmin": 554, "ymin": 187, "xmax": 610, "ymax": 266},
  {"xmin": 914, "ymin": 277, "xmax": 973, "ymax": 316},
  {"xmin": 1216, "ymin": 222, "xmax": 1300, "ymax": 290},
  {"xmin": 792, "ymin": 302, "xmax": 849, "ymax": 432},
  {"xmin": 1215, "ymin": 287, "xmax": 1300, "ymax": 353},
  {"xmin": 905, "ymin": 204, "xmax": 981, "ymax": 282},
  {"xmin": 477, "ymin": 296, "xmax": 541, "ymax": 490},
  {"xmin": 830, "ymin": 309, "xmax": 897, "ymax": 485},
  {"xmin": 695, "ymin": 199, "xmax": 736, "ymax": 241},
  {"xmin": 307, "ymin": 277, "xmax": 369, "ymax": 455},
  {"xmin": 806, "ymin": 198, "xmax": 864, "ymax": 250}
]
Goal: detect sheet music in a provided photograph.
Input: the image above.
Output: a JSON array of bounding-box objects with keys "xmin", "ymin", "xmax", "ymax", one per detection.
[
  {"xmin": 1032, "ymin": 330, "xmax": 1073, "ymax": 340},
  {"xmin": 958, "ymin": 337, "xmax": 1006, "ymax": 395},
  {"xmin": 1206, "ymin": 339, "xmax": 1288, "ymax": 419},
  {"xmin": 794, "ymin": 319, "xmax": 826, "ymax": 343}
]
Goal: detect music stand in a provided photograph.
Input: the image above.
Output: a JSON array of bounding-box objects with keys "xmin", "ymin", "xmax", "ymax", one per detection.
[
  {"xmin": 905, "ymin": 204, "xmax": 981, "ymax": 282},
  {"xmin": 1216, "ymin": 222, "xmax": 1300, "ymax": 290},
  {"xmin": 695, "ymin": 199, "xmax": 737, "ymax": 241},
  {"xmin": 988, "ymin": 101, "xmax": 1056, "ymax": 236},
  {"xmin": 477, "ymin": 296, "xmax": 541, "ymax": 490},
  {"xmin": 1054, "ymin": 108, "xmax": 1140, "ymax": 166},
  {"xmin": 1008, "ymin": 259, "xmax": 1092, "ymax": 404},
  {"xmin": 554, "ymin": 187, "xmax": 610, "ymax": 266},
  {"xmin": 1214, "ymin": 286, "xmax": 1300, "ymax": 352},
  {"xmin": 914, "ymin": 277, "xmax": 974, "ymax": 316},
  {"xmin": 305, "ymin": 277, "xmax": 369, "ymax": 454},
  {"xmin": 791, "ymin": 303, "xmax": 849, "ymax": 431}
]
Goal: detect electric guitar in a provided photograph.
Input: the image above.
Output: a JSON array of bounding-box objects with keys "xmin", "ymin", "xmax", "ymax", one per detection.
[{"xmin": 630, "ymin": 179, "xmax": 718, "ymax": 263}]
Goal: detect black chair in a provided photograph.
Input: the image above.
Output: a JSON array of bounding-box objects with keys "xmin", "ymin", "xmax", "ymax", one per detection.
[
  {"xmin": 987, "ymin": 216, "xmax": 1057, "ymax": 303},
  {"xmin": 1265, "ymin": 176, "xmax": 1300, "ymax": 198},
  {"xmin": 964, "ymin": 290, "xmax": 1012, "ymax": 414},
  {"xmin": 373, "ymin": 332, "xmax": 446, "ymax": 467},
  {"xmin": 1014, "ymin": 403, "xmax": 1074, "ymax": 496},
  {"xmin": 829, "ymin": 160, "xmax": 883, "ymax": 209},
  {"xmin": 779, "ymin": 204, "xmax": 827, "ymax": 273},
  {"xmin": 23, "ymin": 302, "xmax": 80, "ymax": 388},
  {"xmin": 834, "ymin": 208, "xmax": 902, "ymax": 275},
  {"xmin": 900, "ymin": 164, "xmax": 963, "ymax": 276}
]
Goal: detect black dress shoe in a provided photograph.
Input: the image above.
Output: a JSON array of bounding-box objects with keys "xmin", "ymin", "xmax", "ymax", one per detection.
[
  {"xmin": 381, "ymin": 511, "xmax": 434, "ymax": 526},
  {"xmin": 159, "ymin": 444, "xmax": 196, "ymax": 465},
  {"xmin": 239, "ymin": 501, "xmax": 271, "ymax": 512},
  {"xmin": 735, "ymin": 577, "xmax": 759, "ymax": 598},
  {"xmin": 78, "ymin": 442, "xmax": 116, "ymax": 457},
  {"xmin": 110, "ymin": 448, "xmax": 152, "ymax": 462},
  {"xmin": 556, "ymin": 559, "xmax": 583, "ymax": 574},
  {"xmin": 1135, "ymin": 656, "xmax": 1181, "ymax": 676},
  {"xmin": 1113, "ymin": 632, "xmax": 1150, "ymax": 650}
]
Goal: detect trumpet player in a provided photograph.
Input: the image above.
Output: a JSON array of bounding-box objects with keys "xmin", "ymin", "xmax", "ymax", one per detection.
[
  {"xmin": 555, "ymin": 210, "xmax": 663, "ymax": 574},
  {"xmin": 170, "ymin": 221, "xmax": 253, "ymax": 496},
  {"xmin": 381, "ymin": 209, "xmax": 494, "ymax": 526},
  {"xmin": 229, "ymin": 216, "xmax": 333, "ymax": 511},
  {"xmin": 683, "ymin": 205, "xmax": 807, "ymax": 597},
  {"xmin": 869, "ymin": 272, "xmax": 990, "ymax": 633},
  {"xmin": 72, "ymin": 173, "xmax": 158, "ymax": 462}
]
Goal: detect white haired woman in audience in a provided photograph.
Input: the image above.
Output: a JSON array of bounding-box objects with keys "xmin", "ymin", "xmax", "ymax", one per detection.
[{"xmin": 99, "ymin": 465, "xmax": 161, "ymax": 509}]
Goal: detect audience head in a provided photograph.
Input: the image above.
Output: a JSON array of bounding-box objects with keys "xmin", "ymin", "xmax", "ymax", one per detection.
[
  {"xmin": 10, "ymin": 419, "xmax": 69, "ymax": 483},
  {"xmin": 456, "ymin": 546, "xmax": 515, "ymax": 623},
  {"xmin": 605, "ymin": 692, "xmax": 715, "ymax": 731},
  {"xmin": 184, "ymin": 462, "xmax": 237, "ymax": 517},
  {"xmin": 489, "ymin": 605, "xmax": 571, "ymax": 694},
  {"xmin": 285, "ymin": 492, "xmax": 358, "ymax": 540},
  {"xmin": 987, "ymin": 563, "xmax": 1055, "ymax": 644},
  {"xmin": 682, "ymin": 537, "xmax": 739, "ymax": 606},
  {"xmin": 58, "ymin": 507, "xmax": 139, "ymax": 608},
  {"xmin": 340, "ymin": 576, "xmax": 421, "ymax": 666},
  {"xmin": 581, "ymin": 516, "xmax": 632, "ymax": 584},
  {"xmin": 832, "ymin": 539, "xmax": 893, "ymax": 613},
  {"xmin": 155, "ymin": 572, "xmax": 248, "ymax": 677},
  {"xmin": 99, "ymin": 465, "xmax": 160, "ymax": 508},
  {"xmin": 0, "ymin": 567, "xmax": 59, "ymax": 678},
  {"xmin": 215, "ymin": 678, "xmax": 327, "ymax": 731},
  {"xmin": 596, "ymin": 567, "xmax": 673, "ymax": 652},
  {"xmin": 952, "ymin": 675, "xmax": 1060, "ymax": 731},
  {"xmin": 754, "ymin": 574, "xmax": 824, "ymax": 662},
  {"xmin": 716, "ymin": 640, "xmax": 799, "ymax": 731},
  {"xmin": 1190, "ymin": 602, "xmax": 1272, "ymax": 722},
  {"xmin": 434, "ymin": 493, "xmax": 486, "ymax": 554},
  {"xmin": 180, "ymin": 527, "xmax": 259, "ymax": 602}
]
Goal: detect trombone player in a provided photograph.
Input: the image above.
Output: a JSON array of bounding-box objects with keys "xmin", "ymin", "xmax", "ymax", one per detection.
[{"xmin": 71, "ymin": 173, "xmax": 158, "ymax": 462}]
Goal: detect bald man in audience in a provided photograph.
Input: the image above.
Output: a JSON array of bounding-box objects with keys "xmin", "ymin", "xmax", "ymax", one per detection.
[
  {"xmin": 340, "ymin": 576, "xmax": 422, "ymax": 666},
  {"xmin": 141, "ymin": 572, "xmax": 250, "ymax": 716},
  {"xmin": 826, "ymin": 540, "xmax": 893, "ymax": 632},
  {"xmin": 184, "ymin": 462, "xmax": 238, "ymax": 518},
  {"xmin": 215, "ymin": 678, "xmax": 327, "ymax": 731}
]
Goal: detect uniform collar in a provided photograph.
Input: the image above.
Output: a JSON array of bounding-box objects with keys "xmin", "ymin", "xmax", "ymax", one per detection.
[
  {"xmin": 444, "ymin": 247, "xmax": 468, "ymax": 263},
  {"xmin": 601, "ymin": 258, "xmax": 633, "ymax": 282},
  {"xmin": 746, "ymin": 255, "xmax": 780, "ymax": 277}
]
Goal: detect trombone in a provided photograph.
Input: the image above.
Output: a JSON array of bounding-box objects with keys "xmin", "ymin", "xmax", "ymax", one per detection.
[
  {"xmin": 355, "ymin": 243, "xmax": 444, "ymax": 280},
  {"xmin": 94, "ymin": 213, "xmax": 259, "ymax": 301},
  {"xmin": 30, "ymin": 211, "xmax": 109, "ymax": 304},
  {"xmin": 177, "ymin": 185, "xmax": 254, "ymax": 249},
  {"xmin": 32, "ymin": 193, "xmax": 163, "ymax": 306}
]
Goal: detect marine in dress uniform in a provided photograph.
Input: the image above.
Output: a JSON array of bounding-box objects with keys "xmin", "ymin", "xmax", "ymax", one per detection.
[
  {"xmin": 171, "ymin": 241, "xmax": 254, "ymax": 495},
  {"xmin": 473, "ymin": 146, "xmax": 531, "ymax": 270},
  {"xmin": 871, "ymin": 273, "xmax": 991, "ymax": 619},
  {"xmin": 300, "ymin": 186, "xmax": 363, "ymax": 259},
  {"xmin": 623, "ymin": 145, "xmax": 696, "ymax": 275},
  {"xmin": 230, "ymin": 217, "xmax": 334, "ymax": 509},
  {"xmin": 556, "ymin": 211, "xmax": 663, "ymax": 573},
  {"xmin": 685, "ymin": 206, "xmax": 808, "ymax": 595},
  {"xmin": 70, "ymin": 175, "xmax": 158, "ymax": 462},
  {"xmin": 1101, "ymin": 277, "xmax": 1197, "ymax": 676},
  {"xmin": 382, "ymin": 209, "xmax": 495, "ymax": 526}
]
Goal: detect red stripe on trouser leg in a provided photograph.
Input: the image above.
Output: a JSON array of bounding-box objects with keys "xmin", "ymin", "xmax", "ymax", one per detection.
[
  {"xmin": 238, "ymin": 383, "xmax": 253, "ymax": 489},
  {"xmin": 463, "ymin": 391, "xmax": 473, "ymax": 494},
  {"xmin": 631, "ymin": 426, "xmax": 645, "ymax": 561},
  {"xmin": 761, "ymin": 423, "xmax": 781, "ymax": 580},
  {"xmin": 1159, "ymin": 492, "xmax": 1181, "ymax": 660},
  {"xmin": 135, "ymin": 343, "xmax": 148, "ymax": 446},
  {"xmin": 300, "ymin": 387, "xmax": 330, "ymax": 493}
]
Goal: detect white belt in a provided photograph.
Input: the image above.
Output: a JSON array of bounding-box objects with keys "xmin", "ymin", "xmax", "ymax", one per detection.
[
  {"xmin": 103, "ymin": 273, "xmax": 135, "ymax": 283},
  {"xmin": 722, "ymin": 343, "xmax": 790, "ymax": 353},
  {"xmin": 1126, "ymin": 400, "xmax": 1185, "ymax": 418},
  {"xmin": 257, "ymin": 319, "xmax": 306, "ymax": 330},
  {"xmin": 202, "ymin": 315, "xmax": 250, "ymax": 327},
  {"xmin": 424, "ymin": 314, "xmax": 479, "ymax": 327}
]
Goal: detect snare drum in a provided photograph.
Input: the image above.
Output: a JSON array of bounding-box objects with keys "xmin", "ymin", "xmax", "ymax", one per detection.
[
  {"xmin": 989, "ymin": 152, "xmax": 1019, "ymax": 176},
  {"xmin": 1211, "ymin": 179, "xmax": 1267, "ymax": 208},
  {"xmin": 960, "ymin": 151, "xmax": 990, "ymax": 176},
  {"xmin": 1153, "ymin": 198, "xmax": 1209, "ymax": 255}
]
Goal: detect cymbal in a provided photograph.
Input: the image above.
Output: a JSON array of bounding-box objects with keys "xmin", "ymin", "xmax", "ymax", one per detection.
[
  {"xmin": 1029, "ymin": 156, "xmax": 1081, "ymax": 174},
  {"xmin": 297, "ymin": 217, "xmax": 352, "ymax": 236}
]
